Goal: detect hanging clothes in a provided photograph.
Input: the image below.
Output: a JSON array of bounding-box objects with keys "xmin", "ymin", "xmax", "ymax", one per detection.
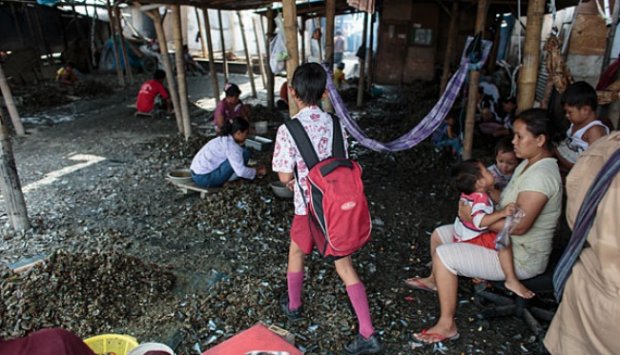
[{"xmin": 325, "ymin": 36, "xmax": 492, "ymax": 153}]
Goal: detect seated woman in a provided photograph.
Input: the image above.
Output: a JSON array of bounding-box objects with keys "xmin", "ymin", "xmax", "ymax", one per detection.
[
  {"xmin": 191, "ymin": 117, "xmax": 266, "ymax": 188},
  {"xmin": 214, "ymin": 83, "xmax": 251, "ymax": 133},
  {"xmin": 406, "ymin": 108, "xmax": 562, "ymax": 344}
]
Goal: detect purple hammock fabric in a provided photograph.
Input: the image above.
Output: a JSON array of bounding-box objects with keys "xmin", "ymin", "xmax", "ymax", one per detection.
[{"xmin": 324, "ymin": 37, "xmax": 492, "ymax": 153}]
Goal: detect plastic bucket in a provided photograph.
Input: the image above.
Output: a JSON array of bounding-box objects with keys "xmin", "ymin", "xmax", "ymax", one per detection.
[{"xmin": 84, "ymin": 334, "xmax": 139, "ymax": 355}]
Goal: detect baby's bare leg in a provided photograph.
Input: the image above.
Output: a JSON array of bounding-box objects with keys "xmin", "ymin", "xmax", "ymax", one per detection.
[{"xmin": 498, "ymin": 246, "xmax": 535, "ymax": 299}]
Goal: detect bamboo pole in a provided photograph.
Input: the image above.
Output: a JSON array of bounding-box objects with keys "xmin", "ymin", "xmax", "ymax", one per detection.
[
  {"xmin": 367, "ymin": 12, "xmax": 376, "ymax": 90},
  {"xmin": 10, "ymin": 4, "xmax": 24, "ymax": 46},
  {"xmin": 440, "ymin": 1, "xmax": 459, "ymax": 94},
  {"xmin": 106, "ymin": 0, "xmax": 125, "ymax": 86},
  {"xmin": 0, "ymin": 111, "xmax": 29, "ymax": 231},
  {"xmin": 517, "ymin": 0, "xmax": 545, "ymax": 112},
  {"xmin": 172, "ymin": 5, "xmax": 191, "ymax": 140},
  {"xmin": 462, "ymin": 0, "xmax": 489, "ymax": 160},
  {"xmin": 325, "ymin": 0, "xmax": 336, "ymax": 66},
  {"xmin": 24, "ymin": 6, "xmax": 40, "ymax": 57},
  {"xmin": 195, "ymin": 7, "xmax": 209, "ymax": 59},
  {"xmin": 283, "ymin": 0, "xmax": 300, "ymax": 116},
  {"xmin": 147, "ymin": 9, "xmax": 183, "ymax": 133},
  {"xmin": 0, "ymin": 65, "xmax": 25, "ymax": 136},
  {"xmin": 237, "ymin": 11, "xmax": 257, "ymax": 98},
  {"xmin": 253, "ymin": 16, "xmax": 267, "ymax": 88},
  {"xmin": 266, "ymin": 8, "xmax": 275, "ymax": 109},
  {"xmin": 356, "ymin": 12, "xmax": 369, "ymax": 108},
  {"xmin": 218, "ymin": 10, "xmax": 229, "ymax": 82},
  {"xmin": 114, "ymin": 6, "xmax": 134, "ymax": 85},
  {"xmin": 300, "ymin": 17, "xmax": 306, "ymax": 63},
  {"xmin": 202, "ymin": 8, "xmax": 220, "ymax": 104}
]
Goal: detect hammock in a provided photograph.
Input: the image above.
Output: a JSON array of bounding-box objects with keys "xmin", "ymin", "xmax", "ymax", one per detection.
[{"xmin": 325, "ymin": 37, "xmax": 492, "ymax": 153}]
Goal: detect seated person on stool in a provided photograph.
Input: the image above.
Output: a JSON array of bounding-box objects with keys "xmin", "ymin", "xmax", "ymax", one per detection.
[{"xmin": 136, "ymin": 69, "xmax": 172, "ymax": 115}]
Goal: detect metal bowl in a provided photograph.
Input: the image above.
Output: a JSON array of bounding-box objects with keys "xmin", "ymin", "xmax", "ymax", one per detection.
[
  {"xmin": 270, "ymin": 181, "xmax": 293, "ymax": 199},
  {"xmin": 167, "ymin": 168, "xmax": 192, "ymax": 185}
]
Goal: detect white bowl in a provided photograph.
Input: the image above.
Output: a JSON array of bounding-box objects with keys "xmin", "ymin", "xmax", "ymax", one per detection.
[
  {"xmin": 270, "ymin": 181, "xmax": 293, "ymax": 199},
  {"xmin": 167, "ymin": 169, "xmax": 192, "ymax": 185}
]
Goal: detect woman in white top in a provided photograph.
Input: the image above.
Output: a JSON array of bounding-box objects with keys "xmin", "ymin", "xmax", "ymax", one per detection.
[{"xmin": 190, "ymin": 117, "xmax": 266, "ymax": 188}]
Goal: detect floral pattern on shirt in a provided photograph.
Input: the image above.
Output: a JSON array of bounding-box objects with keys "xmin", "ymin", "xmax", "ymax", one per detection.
[{"xmin": 272, "ymin": 106, "xmax": 347, "ymax": 215}]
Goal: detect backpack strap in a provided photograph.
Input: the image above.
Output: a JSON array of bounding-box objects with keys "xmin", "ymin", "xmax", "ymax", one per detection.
[
  {"xmin": 329, "ymin": 113, "xmax": 346, "ymax": 159},
  {"xmin": 284, "ymin": 118, "xmax": 320, "ymax": 169}
]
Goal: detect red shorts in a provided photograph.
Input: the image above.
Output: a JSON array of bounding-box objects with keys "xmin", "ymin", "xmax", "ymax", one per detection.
[
  {"xmin": 290, "ymin": 214, "xmax": 315, "ymax": 254},
  {"xmin": 454, "ymin": 231, "xmax": 497, "ymax": 250}
]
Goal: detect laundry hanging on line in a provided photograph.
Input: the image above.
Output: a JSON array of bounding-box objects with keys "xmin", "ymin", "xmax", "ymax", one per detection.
[{"xmin": 324, "ymin": 36, "xmax": 492, "ymax": 153}]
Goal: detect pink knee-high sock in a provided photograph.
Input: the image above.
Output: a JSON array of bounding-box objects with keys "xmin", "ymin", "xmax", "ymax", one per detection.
[
  {"xmin": 346, "ymin": 282, "xmax": 375, "ymax": 339},
  {"xmin": 287, "ymin": 271, "xmax": 304, "ymax": 310}
]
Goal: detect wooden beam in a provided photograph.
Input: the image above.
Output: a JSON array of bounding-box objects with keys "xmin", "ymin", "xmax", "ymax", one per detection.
[
  {"xmin": 325, "ymin": 0, "xmax": 335, "ymax": 66},
  {"xmin": 300, "ymin": 17, "xmax": 306, "ymax": 63},
  {"xmin": 195, "ymin": 7, "xmax": 209, "ymax": 59},
  {"xmin": 367, "ymin": 12, "xmax": 376, "ymax": 90},
  {"xmin": 283, "ymin": 0, "xmax": 299, "ymax": 116},
  {"xmin": 440, "ymin": 0, "xmax": 459, "ymax": 94},
  {"xmin": 0, "ymin": 64, "xmax": 25, "ymax": 136},
  {"xmin": 202, "ymin": 8, "xmax": 221, "ymax": 104},
  {"xmin": 463, "ymin": 0, "xmax": 489, "ymax": 160},
  {"xmin": 253, "ymin": 16, "xmax": 267, "ymax": 88},
  {"xmin": 266, "ymin": 7, "xmax": 275, "ymax": 109},
  {"xmin": 0, "ymin": 110, "xmax": 29, "ymax": 231},
  {"xmin": 237, "ymin": 11, "xmax": 257, "ymax": 98},
  {"xmin": 218, "ymin": 10, "xmax": 229, "ymax": 82},
  {"xmin": 115, "ymin": 6, "xmax": 134, "ymax": 85},
  {"xmin": 147, "ymin": 9, "xmax": 183, "ymax": 133},
  {"xmin": 356, "ymin": 12, "xmax": 369, "ymax": 108},
  {"xmin": 107, "ymin": 0, "xmax": 125, "ymax": 86},
  {"xmin": 172, "ymin": 5, "xmax": 191, "ymax": 139},
  {"xmin": 517, "ymin": 0, "xmax": 545, "ymax": 112}
]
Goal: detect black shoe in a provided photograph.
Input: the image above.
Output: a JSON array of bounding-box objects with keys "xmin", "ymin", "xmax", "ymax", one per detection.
[
  {"xmin": 279, "ymin": 294, "xmax": 303, "ymax": 321},
  {"xmin": 344, "ymin": 333, "xmax": 383, "ymax": 354}
]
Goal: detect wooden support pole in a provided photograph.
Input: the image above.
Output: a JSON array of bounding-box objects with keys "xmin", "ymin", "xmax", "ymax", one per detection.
[
  {"xmin": 325, "ymin": 0, "xmax": 336, "ymax": 67},
  {"xmin": 0, "ymin": 111, "xmax": 29, "ymax": 231},
  {"xmin": 253, "ymin": 16, "xmax": 267, "ymax": 88},
  {"xmin": 463, "ymin": 0, "xmax": 489, "ymax": 160},
  {"xmin": 367, "ymin": 13, "xmax": 376, "ymax": 90},
  {"xmin": 237, "ymin": 11, "xmax": 257, "ymax": 98},
  {"xmin": 195, "ymin": 7, "xmax": 209, "ymax": 59},
  {"xmin": 0, "ymin": 65, "xmax": 25, "ymax": 136},
  {"xmin": 440, "ymin": 1, "xmax": 459, "ymax": 94},
  {"xmin": 356, "ymin": 12, "xmax": 369, "ymax": 108},
  {"xmin": 283, "ymin": 0, "xmax": 300, "ymax": 116},
  {"xmin": 202, "ymin": 8, "xmax": 221, "ymax": 104},
  {"xmin": 172, "ymin": 5, "xmax": 191, "ymax": 140},
  {"xmin": 106, "ymin": 0, "xmax": 125, "ymax": 86},
  {"xmin": 147, "ymin": 9, "xmax": 183, "ymax": 133},
  {"xmin": 601, "ymin": 0, "xmax": 620, "ymax": 74},
  {"xmin": 517, "ymin": 0, "xmax": 545, "ymax": 112},
  {"xmin": 24, "ymin": 6, "xmax": 40, "ymax": 57},
  {"xmin": 114, "ymin": 7, "xmax": 134, "ymax": 85},
  {"xmin": 218, "ymin": 10, "xmax": 229, "ymax": 82},
  {"xmin": 300, "ymin": 17, "xmax": 306, "ymax": 63},
  {"xmin": 266, "ymin": 8, "xmax": 275, "ymax": 109}
]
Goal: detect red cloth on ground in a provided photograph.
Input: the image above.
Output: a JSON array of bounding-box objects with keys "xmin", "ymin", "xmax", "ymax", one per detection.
[
  {"xmin": 136, "ymin": 79, "xmax": 169, "ymax": 113},
  {"xmin": 0, "ymin": 328, "xmax": 95, "ymax": 355}
]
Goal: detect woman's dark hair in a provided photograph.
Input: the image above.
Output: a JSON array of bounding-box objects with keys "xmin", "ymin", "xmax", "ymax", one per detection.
[
  {"xmin": 225, "ymin": 83, "xmax": 241, "ymax": 97},
  {"xmin": 494, "ymin": 136, "xmax": 514, "ymax": 156},
  {"xmin": 220, "ymin": 116, "xmax": 249, "ymax": 136},
  {"xmin": 291, "ymin": 63, "xmax": 327, "ymax": 106},
  {"xmin": 514, "ymin": 108, "xmax": 553, "ymax": 150},
  {"xmin": 560, "ymin": 81, "xmax": 597, "ymax": 111},
  {"xmin": 451, "ymin": 159, "xmax": 483, "ymax": 195}
]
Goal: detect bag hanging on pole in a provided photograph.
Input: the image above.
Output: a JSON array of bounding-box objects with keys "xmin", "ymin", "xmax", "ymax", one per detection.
[{"xmin": 285, "ymin": 115, "xmax": 372, "ymax": 257}]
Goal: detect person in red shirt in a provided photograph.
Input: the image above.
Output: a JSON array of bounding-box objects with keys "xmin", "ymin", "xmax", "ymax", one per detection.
[{"xmin": 136, "ymin": 69, "xmax": 171, "ymax": 114}]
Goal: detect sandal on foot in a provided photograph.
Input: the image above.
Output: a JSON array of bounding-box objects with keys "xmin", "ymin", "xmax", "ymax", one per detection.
[
  {"xmin": 404, "ymin": 278, "xmax": 437, "ymax": 293},
  {"xmin": 413, "ymin": 329, "xmax": 460, "ymax": 345}
]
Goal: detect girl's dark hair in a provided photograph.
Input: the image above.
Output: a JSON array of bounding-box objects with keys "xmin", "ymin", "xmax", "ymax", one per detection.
[
  {"xmin": 451, "ymin": 159, "xmax": 483, "ymax": 195},
  {"xmin": 291, "ymin": 63, "xmax": 327, "ymax": 106},
  {"xmin": 220, "ymin": 116, "xmax": 249, "ymax": 136},
  {"xmin": 514, "ymin": 108, "xmax": 553, "ymax": 150},
  {"xmin": 225, "ymin": 83, "xmax": 241, "ymax": 97},
  {"xmin": 560, "ymin": 81, "xmax": 597, "ymax": 111},
  {"xmin": 494, "ymin": 136, "xmax": 514, "ymax": 156}
]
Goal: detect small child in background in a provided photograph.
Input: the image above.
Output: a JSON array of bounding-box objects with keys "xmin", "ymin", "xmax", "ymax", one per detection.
[
  {"xmin": 333, "ymin": 62, "xmax": 346, "ymax": 89},
  {"xmin": 555, "ymin": 81, "xmax": 609, "ymax": 172},
  {"xmin": 487, "ymin": 137, "xmax": 519, "ymax": 190},
  {"xmin": 452, "ymin": 160, "xmax": 534, "ymax": 299},
  {"xmin": 432, "ymin": 112, "xmax": 461, "ymax": 156}
]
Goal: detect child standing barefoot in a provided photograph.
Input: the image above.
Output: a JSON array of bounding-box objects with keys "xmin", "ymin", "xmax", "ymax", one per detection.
[{"xmin": 452, "ymin": 160, "xmax": 534, "ymax": 299}]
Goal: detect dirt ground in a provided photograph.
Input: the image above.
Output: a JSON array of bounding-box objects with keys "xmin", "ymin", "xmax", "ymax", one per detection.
[{"xmin": 0, "ymin": 73, "xmax": 552, "ymax": 354}]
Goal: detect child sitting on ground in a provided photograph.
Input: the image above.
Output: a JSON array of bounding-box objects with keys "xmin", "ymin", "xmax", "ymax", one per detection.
[
  {"xmin": 432, "ymin": 112, "xmax": 461, "ymax": 156},
  {"xmin": 555, "ymin": 81, "xmax": 609, "ymax": 172},
  {"xmin": 452, "ymin": 159, "xmax": 534, "ymax": 299},
  {"xmin": 487, "ymin": 137, "xmax": 520, "ymax": 191},
  {"xmin": 334, "ymin": 62, "xmax": 346, "ymax": 89},
  {"xmin": 214, "ymin": 83, "xmax": 251, "ymax": 133}
]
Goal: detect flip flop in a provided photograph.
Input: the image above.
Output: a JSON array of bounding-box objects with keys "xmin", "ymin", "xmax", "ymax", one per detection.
[
  {"xmin": 404, "ymin": 278, "xmax": 437, "ymax": 293},
  {"xmin": 413, "ymin": 329, "xmax": 460, "ymax": 345}
]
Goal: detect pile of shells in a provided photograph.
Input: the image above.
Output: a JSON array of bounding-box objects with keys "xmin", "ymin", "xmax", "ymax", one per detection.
[{"xmin": 0, "ymin": 250, "xmax": 175, "ymax": 339}]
